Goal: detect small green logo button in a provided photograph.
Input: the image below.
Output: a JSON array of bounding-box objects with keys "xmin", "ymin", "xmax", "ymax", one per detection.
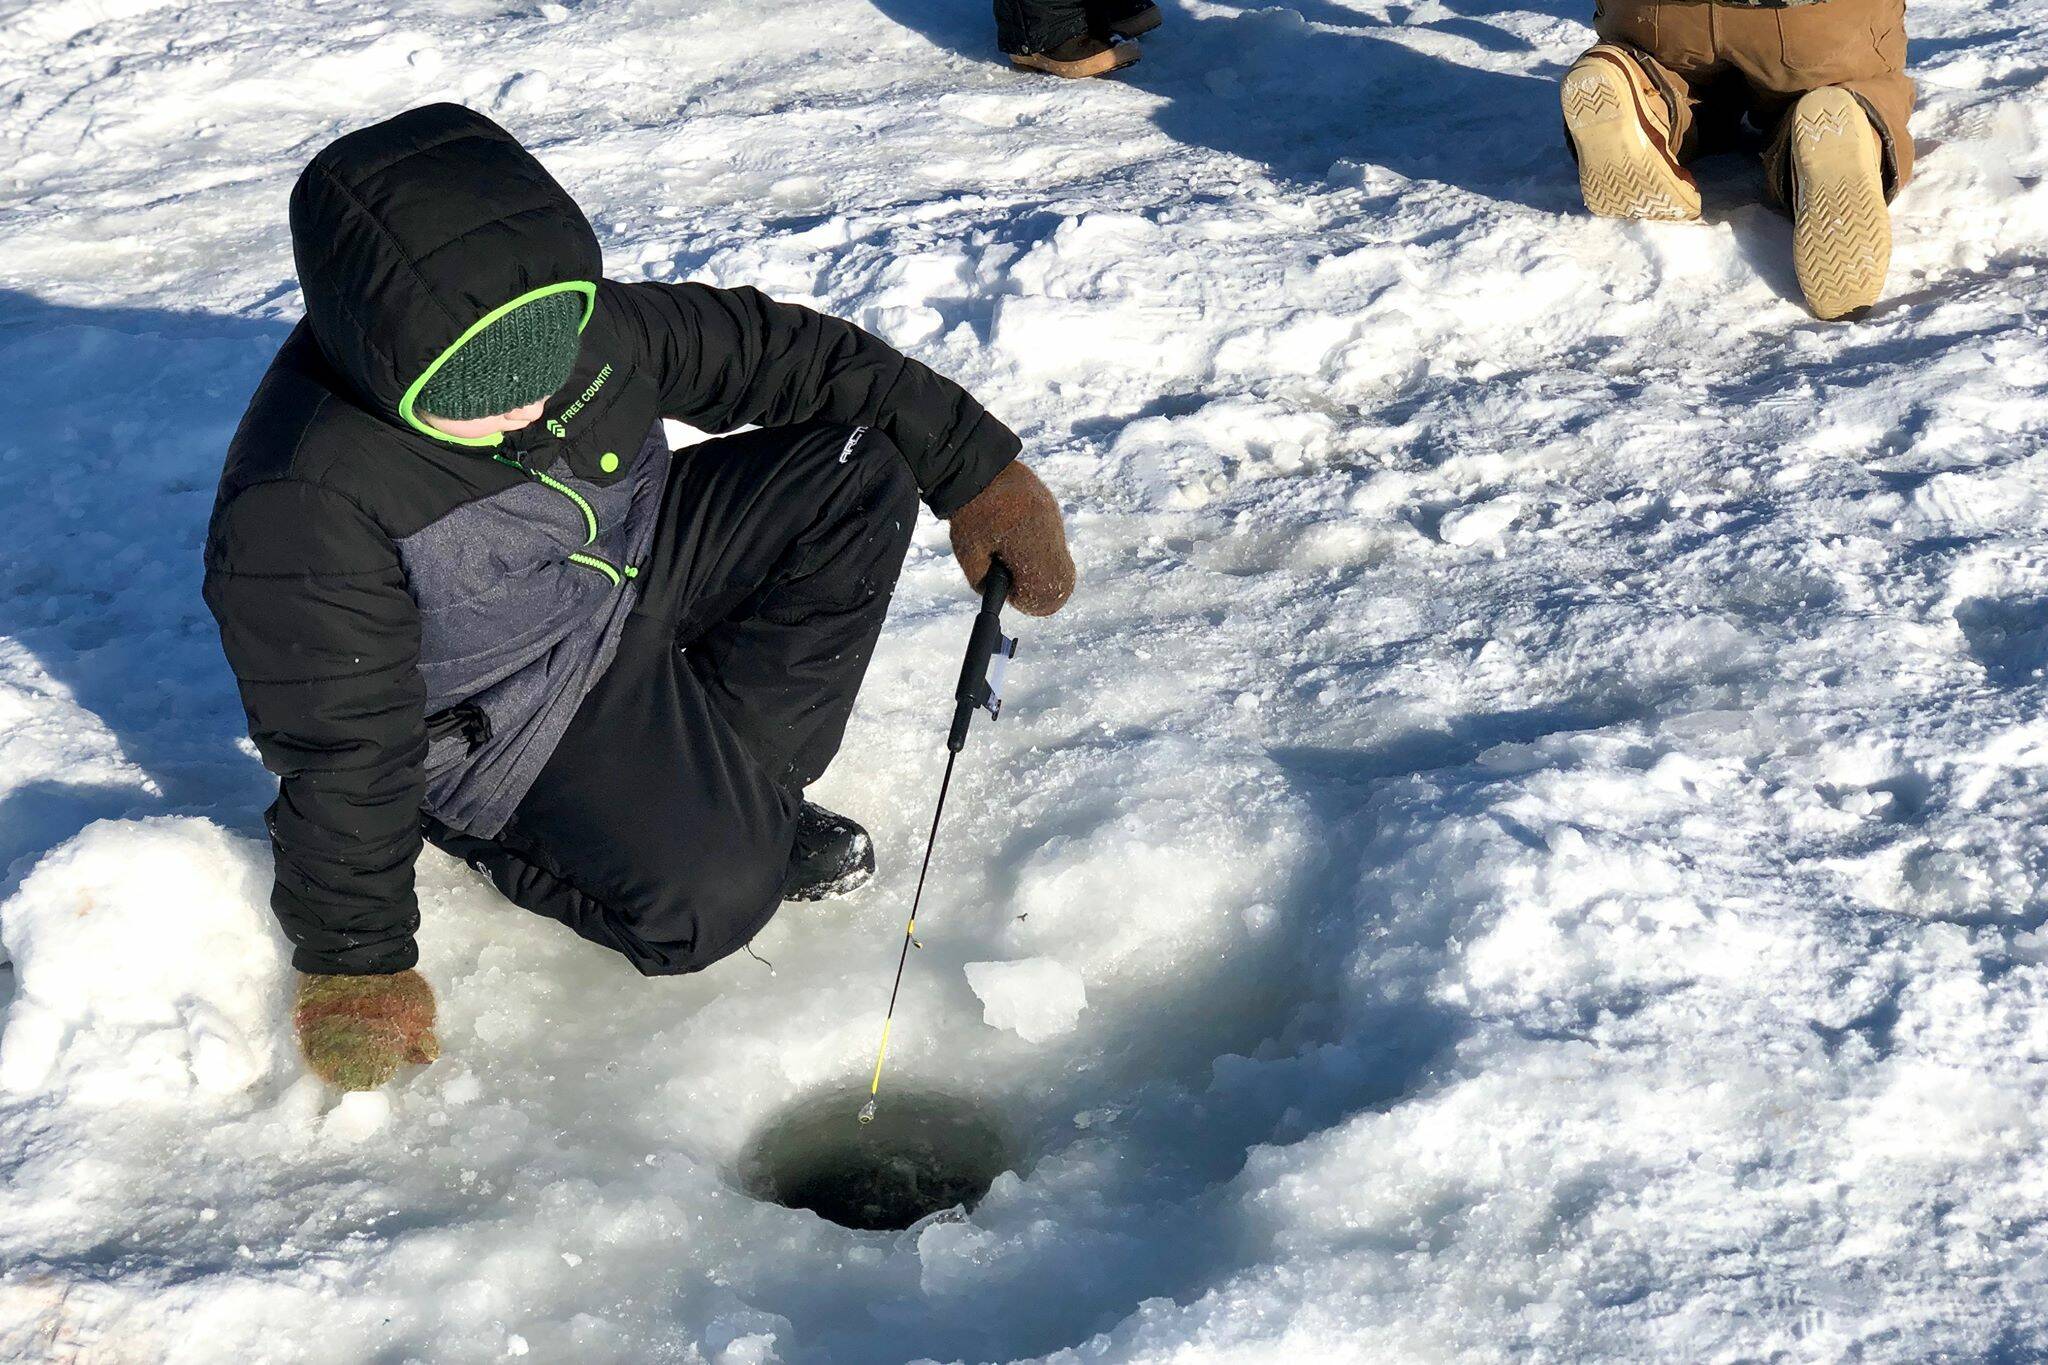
[{"xmin": 600, "ymin": 451, "xmax": 620, "ymax": 474}]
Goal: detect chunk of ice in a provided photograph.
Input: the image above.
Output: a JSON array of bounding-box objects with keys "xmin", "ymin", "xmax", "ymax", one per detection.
[{"xmin": 964, "ymin": 958, "xmax": 1088, "ymax": 1042}]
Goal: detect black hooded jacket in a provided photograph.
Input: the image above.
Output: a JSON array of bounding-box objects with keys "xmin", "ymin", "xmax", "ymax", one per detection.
[{"xmin": 203, "ymin": 104, "xmax": 1019, "ymax": 976}]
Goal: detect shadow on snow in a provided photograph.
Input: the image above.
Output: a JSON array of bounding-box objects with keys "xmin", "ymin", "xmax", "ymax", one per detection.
[
  {"xmin": 869, "ymin": 0, "xmax": 1581, "ymax": 210},
  {"xmin": 0, "ymin": 288, "xmax": 284, "ymax": 893}
]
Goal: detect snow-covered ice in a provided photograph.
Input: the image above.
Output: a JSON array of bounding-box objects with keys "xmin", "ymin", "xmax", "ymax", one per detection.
[
  {"xmin": 1437, "ymin": 495, "xmax": 1520, "ymax": 548},
  {"xmin": 4, "ymin": 0, "xmax": 2048, "ymax": 1360},
  {"xmin": 965, "ymin": 959, "xmax": 1089, "ymax": 1042}
]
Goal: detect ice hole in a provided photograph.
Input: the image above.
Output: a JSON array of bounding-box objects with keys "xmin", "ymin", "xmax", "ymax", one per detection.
[{"xmin": 741, "ymin": 1088, "xmax": 1016, "ymax": 1231}]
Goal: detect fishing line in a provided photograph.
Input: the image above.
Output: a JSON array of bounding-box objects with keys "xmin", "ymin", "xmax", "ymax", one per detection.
[{"xmin": 859, "ymin": 559, "xmax": 1017, "ymax": 1124}]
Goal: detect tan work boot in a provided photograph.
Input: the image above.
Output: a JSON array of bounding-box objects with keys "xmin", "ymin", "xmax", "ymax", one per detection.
[
  {"xmin": 1011, "ymin": 34, "xmax": 1141, "ymax": 80},
  {"xmin": 1561, "ymin": 45, "xmax": 1700, "ymax": 222},
  {"xmin": 1788, "ymin": 87, "xmax": 1891, "ymax": 320}
]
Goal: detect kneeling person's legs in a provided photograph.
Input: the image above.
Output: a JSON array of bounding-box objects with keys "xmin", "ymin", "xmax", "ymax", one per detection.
[
  {"xmin": 433, "ymin": 616, "xmax": 798, "ymax": 975},
  {"xmin": 1723, "ymin": 0, "xmax": 1909, "ymax": 317},
  {"xmin": 1735, "ymin": 0, "xmax": 1914, "ymax": 200}
]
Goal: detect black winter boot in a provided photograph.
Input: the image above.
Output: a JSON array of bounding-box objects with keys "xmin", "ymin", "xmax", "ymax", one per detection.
[
  {"xmin": 1091, "ymin": 0, "xmax": 1163, "ymax": 39},
  {"xmin": 782, "ymin": 802, "xmax": 877, "ymax": 902},
  {"xmin": 1011, "ymin": 34, "xmax": 1142, "ymax": 79}
]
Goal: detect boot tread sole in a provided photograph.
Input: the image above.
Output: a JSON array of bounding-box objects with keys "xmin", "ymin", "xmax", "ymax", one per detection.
[
  {"xmin": 1562, "ymin": 54, "xmax": 1701, "ymax": 222},
  {"xmin": 1011, "ymin": 42, "xmax": 1141, "ymax": 79},
  {"xmin": 1790, "ymin": 88, "xmax": 1890, "ymax": 320}
]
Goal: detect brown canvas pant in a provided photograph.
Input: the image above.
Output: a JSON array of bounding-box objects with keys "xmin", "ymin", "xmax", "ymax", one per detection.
[{"xmin": 1593, "ymin": 0, "xmax": 1915, "ymax": 203}]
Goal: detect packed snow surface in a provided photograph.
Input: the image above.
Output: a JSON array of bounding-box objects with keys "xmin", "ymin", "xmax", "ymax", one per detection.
[{"xmin": 3, "ymin": 0, "xmax": 2048, "ymax": 1360}]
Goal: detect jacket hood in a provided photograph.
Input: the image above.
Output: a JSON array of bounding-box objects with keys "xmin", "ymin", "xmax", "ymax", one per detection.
[{"xmin": 289, "ymin": 103, "xmax": 604, "ymax": 444}]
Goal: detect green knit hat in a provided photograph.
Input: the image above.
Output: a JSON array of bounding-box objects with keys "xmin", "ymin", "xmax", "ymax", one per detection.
[{"xmin": 416, "ymin": 291, "xmax": 585, "ymax": 421}]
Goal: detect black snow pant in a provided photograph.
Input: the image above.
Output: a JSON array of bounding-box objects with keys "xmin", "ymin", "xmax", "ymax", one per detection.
[
  {"xmin": 995, "ymin": 0, "xmax": 1150, "ymax": 54},
  {"xmin": 428, "ymin": 420, "xmax": 919, "ymax": 976}
]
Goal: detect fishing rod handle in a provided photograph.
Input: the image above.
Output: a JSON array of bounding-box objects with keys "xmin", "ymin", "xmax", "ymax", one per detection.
[
  {"xmin": 949, "ymin": 559, "xmax": 1014, "ymax": 753},
  {"xmin": 979, "ymin": 558, "xmax": 1013, "ymax": 617}
]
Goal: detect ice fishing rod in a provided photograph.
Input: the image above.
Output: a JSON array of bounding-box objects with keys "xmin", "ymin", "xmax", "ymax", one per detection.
[{"xmin": 859, "ymin": 558, "xmax": 1019, "ymax": 1125}]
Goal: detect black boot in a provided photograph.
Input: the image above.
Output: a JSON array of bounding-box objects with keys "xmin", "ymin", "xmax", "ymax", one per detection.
[
  {"xmin": 781, "ymin": 802, "xmax": 877, "ymax": 902},
  {"xmin": 1010, "ymin": 33, "xmax": 1142, "ymax": 79},
  {"xmin": 1091, "ymin": 0, "xmax": 1163, "ymax": 39}
]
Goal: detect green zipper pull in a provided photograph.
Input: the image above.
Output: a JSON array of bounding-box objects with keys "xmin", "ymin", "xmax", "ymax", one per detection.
[{"xmin": 493, "ymin": 453, "xmax": 634, "ymax": 589}]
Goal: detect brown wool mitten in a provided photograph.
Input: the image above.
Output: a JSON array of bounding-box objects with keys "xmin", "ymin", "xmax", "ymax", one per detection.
[
  {"xmin": 293, "ymin": 970, "xmax": 441, "ymax": 1091},
  {"xmin": 947, "ymin": 460, "xmax": 1076, "ymax": 617}
]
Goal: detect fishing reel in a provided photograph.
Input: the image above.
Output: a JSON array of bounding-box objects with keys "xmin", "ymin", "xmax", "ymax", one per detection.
[{"xmin": 950, "ymin": 560, "xmax": 1018, "ymax": 754}]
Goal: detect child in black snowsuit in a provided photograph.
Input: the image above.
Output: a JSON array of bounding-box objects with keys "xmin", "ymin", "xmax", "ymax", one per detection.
[{"xmin": 204, "ymin": 105, "xmax": 1075, "ymax": 1091}]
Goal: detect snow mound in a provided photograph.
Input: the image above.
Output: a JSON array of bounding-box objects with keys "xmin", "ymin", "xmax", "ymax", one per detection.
[
  {"xmin": 964, "ymin": 958, "xmax": 1088, "ymax": 1041},
  {"xmin": 0, "ymin": 818, "xmax": 286, "ymax": 1101}
]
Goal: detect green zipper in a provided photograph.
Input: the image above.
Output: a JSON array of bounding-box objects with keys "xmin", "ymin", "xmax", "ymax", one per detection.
[{"xmin": 493, "ymin": 454, "xmax": 640, "ymax": 588}]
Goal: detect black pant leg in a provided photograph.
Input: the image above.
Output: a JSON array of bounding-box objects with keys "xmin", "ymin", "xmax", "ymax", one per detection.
[
  {"xmin": 1085, "ymin": 0, "xmax": 1154, "ymax": 26},
  {"xmin": 995, "ymin": 0, "xmax": 1091, "ymax": 54},
  {"xmin": 641, "ymin": 421, "xmax": 920, "ymax": 788},
  {"xmin": 426, "ymin": 620, "xmax": 791, "ymax": 975},
  {"xmin": 428, "ymin": 421, "xmax": 918, "ymax": 977}
]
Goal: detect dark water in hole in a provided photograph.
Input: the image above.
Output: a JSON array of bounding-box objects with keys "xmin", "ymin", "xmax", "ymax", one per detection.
[{"xmin": 741, "ymin": 1089, "xmax": 1015, "ymax": 1231}]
